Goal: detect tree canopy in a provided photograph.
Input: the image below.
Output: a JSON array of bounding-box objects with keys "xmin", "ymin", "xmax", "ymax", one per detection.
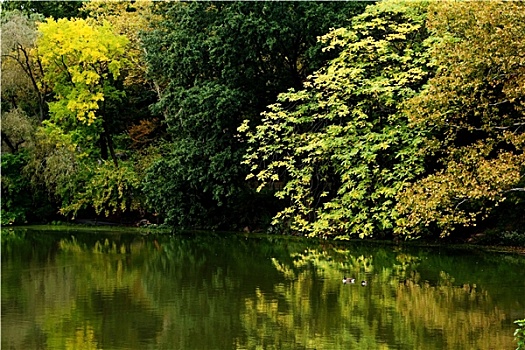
[
  {"xmin": 240, "ymin": 1, "xmax": 431, "ymax": 238},
  {"xmin": 1, "ymin": 0, "xmax": 85, "ymax": 19}
]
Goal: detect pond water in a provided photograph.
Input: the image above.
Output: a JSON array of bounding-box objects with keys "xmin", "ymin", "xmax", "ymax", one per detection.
[{"xmin": 2, "ymin": 227, "xmax": 524, "ymax": 350}]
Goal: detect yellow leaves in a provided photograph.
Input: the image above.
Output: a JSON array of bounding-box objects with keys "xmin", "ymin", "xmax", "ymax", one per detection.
[
  {"xmin": 237, "ymin": 0, "xmax": 432, "ymax": 239},
  {"xmin": 81, "ymin": 0, "xmax": 159, "ymax": 86},
  {"xmin": 38, "ymin": 17, "xmax": 128, "ymax": 76},
  {"xmin": 395, "ymin": 1, "xmax": 525, "ymax": 237},
  {"xmin": 37, "ymin": 17, "xmax": 129, "ymax": 125},
  {"xmin": 320, "ymin": 27, "xmax": 352, "ymax": 52},
  {"xmin": 378, "ymin": 141, "xmax": 390, "ymax": 151},
  {"xmin": 396, "ymin": 148, "xmax": 525, "ymax": 237},
  {"xmin": 69, "ymin": 67, "xmax": 101, "ymax": 85},
  {"xmin": 421, "ymin": 1, "xmax": 525, "ymax": 112},
  {"xmin": 65, "ymin": 325, "xmax": 99, "ymax": 350},
  {"xmin": 63, "ymin": 90, "xmax": 104, "ymax": 125},
  {"xmin": 237, "ymin": 119, "xmax": 251, "ymax": 133}
]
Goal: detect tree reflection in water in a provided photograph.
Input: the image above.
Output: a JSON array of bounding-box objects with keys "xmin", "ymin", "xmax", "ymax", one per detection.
[{"xmin": 1, "ymin": 228, "xmax": 524, "ymax": 349}]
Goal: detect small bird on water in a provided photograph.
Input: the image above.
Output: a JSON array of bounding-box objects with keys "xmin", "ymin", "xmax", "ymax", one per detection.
[
  {"xmin": 361, "ymin": 280, "xmax": 368, "ymax": 286},
  {"xmin": 342, "ymin": 276, "xmax": 355, "ymax": 284}
]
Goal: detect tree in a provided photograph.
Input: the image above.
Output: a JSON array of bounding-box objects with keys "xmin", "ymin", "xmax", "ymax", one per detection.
[
  {"xmin": 240, "ymin": 1, "xmax": 431, "ymax": 238},
  {"xmin": 395, "ymin": 1, "xmax": 525, "ymax": 237},
  {"xmin": 1, "ymin": 11, "xmax": 54, "ymax": 224},
  {"xmin": 0, "ymin": 108, "xmax": 34, "ymax": 154},
  {"xmin": 32, "ymin": 17, "xmax": 156, "ymax": 220},
  {"xmin": 36, "ymin": 17, "xmax": 129, "ymax": 167},
  {"xmin": 80, "ymin": 0, "xmax": 164, "ymax": 151},
  {"xmin": 141, "ymin": 1, "xmax": 368, "ymax": 229},
  {"xmin": 1, "ymin": 10, "xmax": 49, "ymax": 122},
  {"xmin": 1, "ymin": 4, "xmax": 158, "ymax": 224}
]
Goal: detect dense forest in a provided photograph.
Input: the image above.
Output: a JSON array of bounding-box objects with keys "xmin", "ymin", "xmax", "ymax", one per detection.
[{"xmin": 1, "ymin": 0, "xmax": 524, "ymax": 241}]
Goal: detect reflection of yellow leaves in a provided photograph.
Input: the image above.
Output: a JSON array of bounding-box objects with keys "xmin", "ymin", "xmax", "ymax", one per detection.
[
  {"xmin": 254, "ymin": 242, "xmax": 517, "ymax": 349},
  {"xmin": 396, "ymin": 280, "xmax": 511, "ymax": 349},
  {"xmin": 271, "ymin": 258, "xmax": 296, "ymax": 280},
  {"xmin": 66, "ymin": 325, "xmax": 100, "ymax": 350}
]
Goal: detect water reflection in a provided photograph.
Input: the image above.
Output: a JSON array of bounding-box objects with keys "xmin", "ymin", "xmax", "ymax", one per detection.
[{"xmin": 1, "ymin": 228, "xmax": 524, "ymax": 349}]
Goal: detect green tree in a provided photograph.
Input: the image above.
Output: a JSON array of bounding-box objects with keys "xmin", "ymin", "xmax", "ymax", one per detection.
[
  {"xmin": 1, "ymin": 134, "xmax": 56, "ymax": 224},
  {"xmin": 0, "ymin": 108, "xmax": 38, "ymax": 224},
  {"xmin": 141, "ymin": 1, "xmax": 368, "ymax": 229},
  {"xmin": 396, "ymin": 1, "xmax": 525, "ymax": 238},
  {"xmin": 240, "ymin": 1, "xmax": 431, "ymax": 238},
  {"xmin": 0, "ymin": 0, "xmax": 85, "ymax": 19},
  {"xmin": 1, "ymin": 151, "xmax": 31, "ymax": 224},
  {"xmin": 1, "ymin": 11, "xmax": 54, "ymax": 224}
]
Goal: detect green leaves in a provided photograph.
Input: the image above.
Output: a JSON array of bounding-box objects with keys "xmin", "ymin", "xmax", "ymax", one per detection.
[
  {"xmin": 142, "ymin": 2, "xmax": 367, "ymax": 229},
  {"xmin": 60, "ymin": 160, "xmax": 141, "ymax": 218},
  {"xmin": 241, "ymin": 1, "xmax": 431, "ymax": 238},
  {"xmin": 5, "ymin": 0, "xmax": 521, "ymax": 236},
  {"xmin": 243, "ymin": 0, "xmax": 525, "ymax": 239},
  {"xmin": 1, "ymin": 151, "xmax": 32, "ymax": 225}
]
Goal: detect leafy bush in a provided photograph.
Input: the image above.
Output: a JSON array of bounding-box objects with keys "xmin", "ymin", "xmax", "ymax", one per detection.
[
  {"xmin": 515, "ymin": 319, "xmax": 525, "ymax": 350},
  {"xmin": 60, "ymin": 160, "xmax": 142, "ymax": 218}
]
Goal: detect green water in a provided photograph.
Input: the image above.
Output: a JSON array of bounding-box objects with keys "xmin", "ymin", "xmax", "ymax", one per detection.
[{"xmin": 2, "ymin": 227, "xmax": 524, "ymax": 349}]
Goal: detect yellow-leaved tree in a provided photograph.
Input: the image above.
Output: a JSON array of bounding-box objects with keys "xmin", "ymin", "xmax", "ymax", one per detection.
[
  {"xmin": 240, "ymin": 1, "xmax": 431, "ymax": 238},
  {"xmin": 37, "ymin": 17, "xmax": 129, "ymax": 166},
  {"xmin": 33, "ymin": 17, "xmax": 143, "ymax": 219},
  {"xmin": 396, "ymin": 1, "xmax": 525, "ymax": 238}
]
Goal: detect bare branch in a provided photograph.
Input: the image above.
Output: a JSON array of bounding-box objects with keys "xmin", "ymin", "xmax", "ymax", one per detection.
[
  {"xmin": 488, "ymin": 100, "xmax": 510, "ymax": 107},
  {"xmin": 494, "ymin": 122, "xmax": 525, "ymax": 130},
  {"xmin": 454, "ymin": 198, "xmax": 468, "ymax": 210},
  {"xmin": 507, "ymin": 188, "xmax": 525, "ymax": 192}
]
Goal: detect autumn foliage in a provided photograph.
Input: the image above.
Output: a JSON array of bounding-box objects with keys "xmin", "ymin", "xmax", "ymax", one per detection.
[{"xmin": 2, "ymin": 0, "xmax": 523, "ymax": 239}]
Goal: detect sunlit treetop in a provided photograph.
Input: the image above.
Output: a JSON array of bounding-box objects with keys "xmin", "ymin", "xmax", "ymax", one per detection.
[{"xmin": 37, "ymin": 17, "xmax": 129, "ymax": 125}]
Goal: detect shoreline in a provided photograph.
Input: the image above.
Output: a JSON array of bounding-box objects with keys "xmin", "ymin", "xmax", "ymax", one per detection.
[{"xmin": 3, "ymin": 223, "xmax": 524, "ymax": 255}]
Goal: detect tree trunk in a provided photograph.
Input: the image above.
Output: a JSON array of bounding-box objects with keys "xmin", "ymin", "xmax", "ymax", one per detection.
[
  {"xmin": 99, "ymin": 133, "xmax": 108, "ymax": 160},
  {"xmin": 106, "ymin": 129, "xmax": 119, "ymax": 168}
]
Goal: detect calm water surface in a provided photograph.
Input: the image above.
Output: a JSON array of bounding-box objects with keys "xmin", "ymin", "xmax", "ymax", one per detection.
[{"xmin": 2, "ymin": 227, "xmax": 524, "ymax": 349}]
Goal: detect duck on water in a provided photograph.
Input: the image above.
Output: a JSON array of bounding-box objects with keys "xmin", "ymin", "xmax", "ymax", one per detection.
[
  {"xmin": 342, "ymin": 276, "xmax": 355, "ymax": 284},
  {"xmin": 342, "ymin": 277, "xmax": 367, "ymax": 286}
]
